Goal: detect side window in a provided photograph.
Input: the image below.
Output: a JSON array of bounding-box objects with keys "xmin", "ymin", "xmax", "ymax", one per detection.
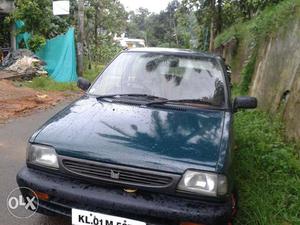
[{"xmin": 90, "ymin": 54, "xmax": 128, "ymax": 94}]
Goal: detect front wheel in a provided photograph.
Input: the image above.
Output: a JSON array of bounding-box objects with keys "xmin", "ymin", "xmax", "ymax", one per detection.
[{"xmin": 227, "ymin": 188, "xmax": 238, "ymax": 225}]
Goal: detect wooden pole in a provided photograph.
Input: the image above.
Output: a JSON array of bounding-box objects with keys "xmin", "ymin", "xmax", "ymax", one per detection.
[
  {"xmin": 77, "ymin": 0, "xmax": 84, "ymax": 77},
  {"xmin": 209, "ymin": 0, "xmax": 216, "ymax": 52}
]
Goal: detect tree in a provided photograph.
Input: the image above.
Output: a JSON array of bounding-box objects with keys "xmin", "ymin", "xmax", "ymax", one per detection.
[
  {"xmin": 179, "ymin": 0, "xmax": 285, "ymax": 51},
  {"xmin": 166, "ymin": 0, "xmax": 180, "ymax": 47},
  {"xmin": 124, "ymin": 0, "xmax": 285, "ymax": 52},
  {"xmin": 77, "ymin": 0, "xmax": 85, "ymax": 76},
  {"xmin": 180, "ymin": 0, "xmax": 222, "ymax": 51},
  {"xmin": 9, "ymin": 0, "xmax": 71, "ymax": 51},
  {"xmin": 126, "ymin": 8, "xmax": 150, "ymax": 39},
  {"xmin": 84, "ymin": 0, "xmax": 127, "ymax": 64},
  {"xmin": 86, "ymin": 0, "xmax": 127, "ymax": 45},
  {"xmin": 176, "ymin": 4, "xmax": 201, "ymax": 49},
  {"xmin": 126, "ymin": 0, "xmax": 182, "ymax": 48}
]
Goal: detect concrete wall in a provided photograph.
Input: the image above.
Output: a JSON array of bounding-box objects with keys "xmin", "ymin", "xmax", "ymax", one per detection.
[
  {"xmin": 250, "ymin": 19, "xmax": 300, "ymax": 140},
  {"xmin": 221, "ymin": 18, "xmax": 300, "ymax": 140}
]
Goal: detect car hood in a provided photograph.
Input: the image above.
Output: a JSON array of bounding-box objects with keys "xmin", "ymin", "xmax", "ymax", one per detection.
[{"xmin": 33, "ymin": 96, "xmax": 227, "ymax": 174}]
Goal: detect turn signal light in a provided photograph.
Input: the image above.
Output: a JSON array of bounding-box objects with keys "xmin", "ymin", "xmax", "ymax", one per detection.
[{"xmin": 35, "ymin": 191, "xmax": 49, "ymax": 201}]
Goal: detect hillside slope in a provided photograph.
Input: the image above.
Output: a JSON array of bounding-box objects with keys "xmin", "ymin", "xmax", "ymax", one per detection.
[{"xmin": 216, "ymin": 0, "xmax": 300, "ymax": 140}]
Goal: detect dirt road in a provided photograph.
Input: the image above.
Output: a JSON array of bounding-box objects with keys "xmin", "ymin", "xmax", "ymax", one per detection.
[
  {"xmin": 0, "ymin": 101, "xmax": 73, "ymax": 225},
  {"xmin": 0, "ymin": 80, "xmax": 77, "ymax": 123}
]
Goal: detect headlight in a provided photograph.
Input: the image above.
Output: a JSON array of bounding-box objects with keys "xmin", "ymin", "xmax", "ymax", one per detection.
[
  {"xmin": 177, "ymin": 170, "xmax": 228, "ymax": 197},
  {"xmin": 27, "ymin": 144, "xmax": 59, "ymax": 169}
]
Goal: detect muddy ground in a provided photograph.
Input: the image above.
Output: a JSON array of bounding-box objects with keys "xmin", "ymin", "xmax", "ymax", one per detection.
[{"xmin": 0, "ymin": 80, "xmax": 81, "ymax": 123}]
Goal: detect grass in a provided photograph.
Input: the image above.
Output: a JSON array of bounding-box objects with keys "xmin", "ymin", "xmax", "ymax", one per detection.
[
  {"xmin": 234, "ymin": 110, "xmax": 300, "ymax": 225},
  {"xmin": 239, "ymin": 52, "xmax": 257, "ymax": 95},
  {"xmin": 25, "ymin": 64, "xmax": 105, "ymax": 92},
  {"xmin": 84, "ymin": 64, "xmax": 105, "ymax": 82},
  {"xmin": 25, "ymin": 76, "xmax": 79, "ymax": 91}
]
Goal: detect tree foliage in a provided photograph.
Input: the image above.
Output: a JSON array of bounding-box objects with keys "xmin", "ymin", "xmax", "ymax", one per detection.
[
  {"xmin": 9, "ymin": 0, "xmax": 126, "ymax": 62},
  {"xmin": 181, "ymin": 0, "xmax": 285, "ymax": 50},
  {"xmin": 85, "ymin": 0, "xmax": 127, "ymax": 63},
  {"xmin": 8, "ymin": 0, "xmax": 73, "ymax": 51},
  {"xmin": 9, "ymin": 0, "xmax": 287, "ymax": 61},
  {"xmin": 0, "ymin": 15, "xmax": 10, "ymax": 48},
  {"xmin": 126, "ymin": 1, "xmax": 182, "ymax": 48},
  {"xmin": 126, "ymin": 0, "xmax": 285, "ymax": 51}
]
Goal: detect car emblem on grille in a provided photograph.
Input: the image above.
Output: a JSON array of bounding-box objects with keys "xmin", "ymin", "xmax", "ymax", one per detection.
[
  {"xmin": 110, "ymin": 170, "xmax": 120, "ymax": 179},
  {"xmin": 124, "ymin": 188, "xmax": 138, "ymax": 193}
]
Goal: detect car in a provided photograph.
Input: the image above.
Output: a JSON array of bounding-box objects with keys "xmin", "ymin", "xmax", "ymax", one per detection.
[{"xmin": 17, "ymin": 48, "xmax": 257, "ymax": 225}]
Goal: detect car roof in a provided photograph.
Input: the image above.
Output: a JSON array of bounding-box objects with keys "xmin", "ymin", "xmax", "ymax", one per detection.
[{"xmin": 126, "ymin": 47, "xmax": 219, "ymax": 59}]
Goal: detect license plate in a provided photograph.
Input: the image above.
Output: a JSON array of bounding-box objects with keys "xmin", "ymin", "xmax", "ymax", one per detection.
[{"xmin": 72, "ymin": 208, "xmax": 146, "ymax": 225}]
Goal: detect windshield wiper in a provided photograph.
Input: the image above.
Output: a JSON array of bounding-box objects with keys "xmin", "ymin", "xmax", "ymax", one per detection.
[
  {"xmin": 145, "ymin": 98, "xmax": 215, "ymax": 106},
  {"xmin": 96, "ymin": 94, "xmax": 167, "ymax": 101}
]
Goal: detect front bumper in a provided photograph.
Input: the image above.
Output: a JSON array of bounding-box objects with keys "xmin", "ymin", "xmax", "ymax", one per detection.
[{"xmin": 17, "ymin": 167, "xmax": 233, "ymax": 225}]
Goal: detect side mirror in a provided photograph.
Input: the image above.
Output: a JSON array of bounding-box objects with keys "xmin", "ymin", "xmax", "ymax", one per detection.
[
  {"xmin": 77, "ymin": 77, "xmax": 91, "ymax": 91},
  {"xmin": 233, "ymin": 96, "xmax": 257, "ymax": 112},
  {"xmin": 226, "ymin": 65, "xmax": 232, "ymax": 82}
]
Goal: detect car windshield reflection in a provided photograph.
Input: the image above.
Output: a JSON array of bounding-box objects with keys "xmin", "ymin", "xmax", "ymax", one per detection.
[{"xmin": 89, "ymin": 52, "xmax": 226, "ymax": 107}]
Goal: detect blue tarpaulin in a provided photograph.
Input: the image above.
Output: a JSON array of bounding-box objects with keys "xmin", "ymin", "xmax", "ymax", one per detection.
[{"xmin": 16, "ymin": 24, "xmax": 78, "ymax": 83}]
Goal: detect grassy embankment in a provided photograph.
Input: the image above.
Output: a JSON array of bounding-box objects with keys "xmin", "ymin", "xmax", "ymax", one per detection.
[
  {"xmin": 25, "ymin": 64, "xmax": 105, "ymax": 91},
  {"xmin": 215, "ymin": 0, "xmax": 300, "ymax": 95},
  {"xmin": 215, "ymin": 1, "xmax": 300, "ymax": 224}
]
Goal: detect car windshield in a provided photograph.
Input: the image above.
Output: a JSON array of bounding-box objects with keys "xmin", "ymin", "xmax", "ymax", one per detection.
[{"xmin": 89, "ymin": 52, "xmax": 226, "ymax": 106}]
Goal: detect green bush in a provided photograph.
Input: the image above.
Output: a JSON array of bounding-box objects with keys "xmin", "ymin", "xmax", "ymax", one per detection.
[
  {"xmin": 215, "ymin": 25, "xmax": 240, "ymax": 48},
  {"xmin": 234, "ymin": 110, "xmax": 300, "ymax": 225},
  {"xmin": 91, "ymin": 37, "xmax": 122, "ymax": 65},
  {"xmin": 28, "ymin": 34, "xmax": 46, "ymax": 52}
]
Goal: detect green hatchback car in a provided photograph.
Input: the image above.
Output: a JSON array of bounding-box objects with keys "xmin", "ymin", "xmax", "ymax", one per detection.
[{"xmin": 17, "ymin": 48, "xmax": 257, "ymax": 225}]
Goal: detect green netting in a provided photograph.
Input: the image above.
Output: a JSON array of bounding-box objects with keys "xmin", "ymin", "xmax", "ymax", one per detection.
[
  {"xmin": 36, "ymin": 28, "xmax": 78, "ymax": 82},
  {"xmin": 15, "ymin": 21, "xmax": 30, "ymax": 49},
  {"xmin": 16, "ymin": 22, "xmax": 78, "ymax": 83}
]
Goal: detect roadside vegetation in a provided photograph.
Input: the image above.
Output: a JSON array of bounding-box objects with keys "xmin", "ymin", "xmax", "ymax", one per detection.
[
  {"xmin": 215, "ymin": 0, "xmax": 300, "ymax": 94},
  {"xmin": 234, "ymin": 110, "xmax": 300, "ymax": 225},
  {"xmin": 25, "ymin": 64, "xmax": 104, "ymax": 91},
  {"xmin": 215, "ymin": 0, "xmax": 300, "ymax": 48},
  {"xmin": 6, "ymin": 0, "xmax": 127, "ymax": 56},
  {"xmin": 84, "ymin": 64, "xmax": 105, "ymax": 82},
  {"xmin": 25, "ymin": 76, "xmax": 78, "ymax": 91}
]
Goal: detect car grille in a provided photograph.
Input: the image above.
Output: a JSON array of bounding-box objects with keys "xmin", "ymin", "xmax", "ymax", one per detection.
[{"xmin": 62, "ymin": 159, "xmax": 174, "ymax": 188}]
